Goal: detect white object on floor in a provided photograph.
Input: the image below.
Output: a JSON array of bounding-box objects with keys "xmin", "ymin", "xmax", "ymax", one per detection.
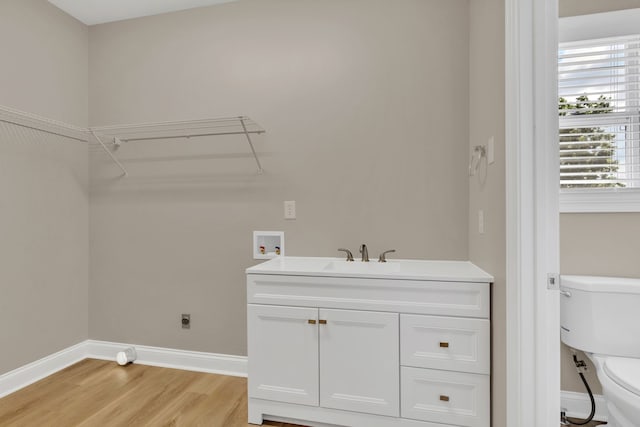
[
  {"xmin": 116, "ymin": 347, "xmax": 137, "ymax": 365},
  {"xmin": 561, "ymin": 275, "xmax": 640, "ymax": 427}
]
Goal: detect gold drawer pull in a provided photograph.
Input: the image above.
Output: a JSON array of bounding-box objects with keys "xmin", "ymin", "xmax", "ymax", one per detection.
[
  {"xmin": 319, "ymin": 320, "xmax": 327, "ymax": 325},
  {"xmin": 439, "ymin": 395, "xmax": 450, "ymax": 402},
  {"xmin": 308, "ymin": 319, "xmax": 317, "ymax": 324},
  {"xmin": 439, "ymin": 342, "xmax": 450, "ymax": 348}
]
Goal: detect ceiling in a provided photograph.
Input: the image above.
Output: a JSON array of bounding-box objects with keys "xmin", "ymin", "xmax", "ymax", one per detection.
[{"xmin": 48, "ymin": 0, "xmax": 238, "ymax": 26}]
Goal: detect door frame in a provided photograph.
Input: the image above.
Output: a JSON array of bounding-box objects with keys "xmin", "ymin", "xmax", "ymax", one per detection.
[{"xmin": 505, "ymin": 0, "xmax": 560, "ymax": 426}]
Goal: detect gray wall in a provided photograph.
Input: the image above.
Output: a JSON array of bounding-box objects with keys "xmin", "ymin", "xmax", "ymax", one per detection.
[
  {"xmin": 559, "ymin": 0, "xmax": 640, "ymax": 395},
  {"xmin": 562, "ymin": 214, "xmax": 640, "ymax": 277},
  {"xmin": 468, "ymin": 0, "xmax": 506, "ymax": 426},
  {"xmin": 560, "ymin": 0, "xmax": 640, "ymax": 17},
  {"xmin": 0, "ymin": 0, "xmax": 89, "ymax": 375},
  {"xmin": 1, "ymin": 4, "xmax": 510, "ymax": 423},
  {"xmin": 87, "ymin": 0, "xmax": 471, "ymax": 356}
]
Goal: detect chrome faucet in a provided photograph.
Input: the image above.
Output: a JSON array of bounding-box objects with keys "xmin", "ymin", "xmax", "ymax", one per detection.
[
  {"xmin": 378, "ymin": 249, "xmax": 396, "ymax": 263},
  {"xmin": 338, "ymin": 248, "xmax": 354, "ymax": 261},
  {"xmin": 359, "ymin": 244, "xmax": 369, "ymax": 262}
]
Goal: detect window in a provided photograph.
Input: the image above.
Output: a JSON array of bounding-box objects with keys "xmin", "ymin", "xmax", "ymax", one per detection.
[{"xmin": 559, "ymin": 11, "xmax": 640, "ymax": 212}]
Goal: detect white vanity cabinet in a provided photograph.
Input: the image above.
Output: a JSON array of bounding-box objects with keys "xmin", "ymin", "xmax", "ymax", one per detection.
[
  {"xmin": 247, "ymin": 257, "xmax": 492, "ymax": 427},
  {"xmin": 248, "ymin": 305, "xmax": 399, "ymax": 416}
]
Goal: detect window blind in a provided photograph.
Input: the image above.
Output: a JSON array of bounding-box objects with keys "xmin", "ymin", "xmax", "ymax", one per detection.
[{"xmin": 558, "ymin": 35, "xmax": 640, "ymax": 188}]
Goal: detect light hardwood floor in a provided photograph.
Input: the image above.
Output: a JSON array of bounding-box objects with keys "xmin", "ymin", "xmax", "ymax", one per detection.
[{"xmin": 0, "ymin": 359, "xmax": 305, "ymax": 427}]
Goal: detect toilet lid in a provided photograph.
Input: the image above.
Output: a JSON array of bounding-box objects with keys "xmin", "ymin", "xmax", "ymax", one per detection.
[{"xmin": 603, "ymin": 357, "xmax": 640, "ymax": 396}]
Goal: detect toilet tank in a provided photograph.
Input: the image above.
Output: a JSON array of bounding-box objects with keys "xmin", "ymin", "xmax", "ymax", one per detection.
[{"xmin": 561, "ymin": 275, "xmax": 640, "ymax": 357}]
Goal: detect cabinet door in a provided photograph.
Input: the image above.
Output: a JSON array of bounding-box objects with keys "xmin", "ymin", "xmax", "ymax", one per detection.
[
  {"xmin": 247, "ymin": 304, "xmax": 319, "ymax": 406},
  {"xmin": 319, "ymin": 309, "xmax": 399, "ymax": 417}
]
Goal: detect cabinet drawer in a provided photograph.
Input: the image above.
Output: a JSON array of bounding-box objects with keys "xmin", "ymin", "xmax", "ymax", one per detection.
[
  {"xmin": 401, "ymin": 367, "xmax": 489, "ymax": 427},
  {"xmin": 401, "ymin": 314, "xmax": 490, "ymax": 374}
]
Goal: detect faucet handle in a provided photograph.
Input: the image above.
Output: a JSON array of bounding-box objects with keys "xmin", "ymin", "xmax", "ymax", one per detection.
[
  {"xmin": 338, "ymin": 248, "xmax": 354, "ymax": 262},
  {"xmin": 359, "ymin": 244, "xmax": 369, "ymax": 262},
  {"xmin": 378, "ymin": 249, "xmax": 396, "ymax": 263}
]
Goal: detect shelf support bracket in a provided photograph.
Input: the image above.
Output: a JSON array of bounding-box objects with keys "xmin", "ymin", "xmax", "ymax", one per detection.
[
  {"xmin": 89, "ymin": 129, "xmax": 128, "ymax": 177},
  {"xmin": 239, "ymin": 117, "xmax": 264, "ymax": 174}
]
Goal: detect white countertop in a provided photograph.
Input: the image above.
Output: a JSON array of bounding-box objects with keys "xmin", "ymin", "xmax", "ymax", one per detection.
[{"xmin": 246, "ymin": 256, "xmax": 493, "ymax": 283}]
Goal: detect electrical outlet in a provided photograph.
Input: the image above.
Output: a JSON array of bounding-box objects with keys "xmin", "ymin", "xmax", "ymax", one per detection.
[
  {"xmin": 284, "ymin": 200, "xmax": 296, "ymax": 219},
  {"xmin": 181, "ymin": 314, "xmax": 191, "ymax": 329}
]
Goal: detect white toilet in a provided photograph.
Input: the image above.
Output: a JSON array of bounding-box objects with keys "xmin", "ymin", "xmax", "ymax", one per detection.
[{"xmin": 561, "ymin": 275, "xmax": 640, "ymax": 427}]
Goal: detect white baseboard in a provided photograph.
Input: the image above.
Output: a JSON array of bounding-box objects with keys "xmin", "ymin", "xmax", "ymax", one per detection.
[
  {"xmin": 0, "ymin": 342, "xmax": 87, "ymax": 398},
  {"xmin": 85, "ymin": 340, "xmax": 247, "ymax": 377},
  {"xmin": 0, "ymin": 340, "xmax": 247, "ymax": 399},
  {"xmin": 561, "ymin": 390, "xmax": 608, "ymax": 422}
]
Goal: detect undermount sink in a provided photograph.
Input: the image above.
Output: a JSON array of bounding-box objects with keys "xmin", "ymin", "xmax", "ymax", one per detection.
[{"xmin": 323, "ymin": 260, "xmax": 401, "ymax": 274}]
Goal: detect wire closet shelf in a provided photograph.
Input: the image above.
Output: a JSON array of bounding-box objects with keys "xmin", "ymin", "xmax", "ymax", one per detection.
[
  {"xmin": 0, "ymin": 104, "xmax": 87, "ymax": 142},
  {"xmin": 0, "ymin": 105, "xmax": 266, "ymax": 177}
]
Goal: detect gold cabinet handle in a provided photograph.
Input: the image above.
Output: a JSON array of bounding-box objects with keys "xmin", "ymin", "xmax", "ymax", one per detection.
[
  {"xmin": 308, "ymin": 319, "xmax": 317, "ymax": 324},
  {"xmin": 439, "ymin": 342, "xmax": 450, "ymax": 348},
  {"xmin": 319, "ymin": 320, "xmax": 327, "ymax": 325},
  {"xmin": 439, "ymin": 395, "xmax": 450, "ymax": 402}
]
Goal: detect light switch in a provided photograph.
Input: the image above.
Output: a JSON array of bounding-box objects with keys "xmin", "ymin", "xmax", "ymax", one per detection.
[
  {"xmin": 284, "ymin": 201, "xmax": 296, "ymax": 219},
  {"xmin": 478, "ymin": 210, "xmax": 485, "ymax": 234},
  {"xmin": 488, "ymin": 137, "xmax": 495, "ymax": 164}
]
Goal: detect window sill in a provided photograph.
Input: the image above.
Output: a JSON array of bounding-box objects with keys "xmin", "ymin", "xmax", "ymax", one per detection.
[{"xmin": 560, "ymin": 189, "xmax": 640, "ymax": 213}]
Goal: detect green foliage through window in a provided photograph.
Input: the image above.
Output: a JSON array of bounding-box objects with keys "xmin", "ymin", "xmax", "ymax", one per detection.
[{"xmin": 558, "ymin": 95, "xmax": 624, "ymax": 188}]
